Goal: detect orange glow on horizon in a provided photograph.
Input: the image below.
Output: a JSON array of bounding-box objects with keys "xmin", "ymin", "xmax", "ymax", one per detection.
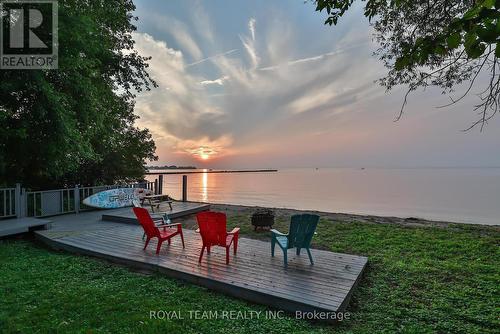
[
  {"xmin": 191, "ymin": 146, "xmax": 217, "ymax": 161},
  {"xmin": 172, "ymin": 136, "xmax": 233, "ymax": 163}
]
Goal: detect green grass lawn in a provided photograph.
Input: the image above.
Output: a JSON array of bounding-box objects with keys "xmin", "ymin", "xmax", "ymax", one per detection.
[{"xmin": 1, "ymin": 211, "xmax": 499, "ymax": 333}]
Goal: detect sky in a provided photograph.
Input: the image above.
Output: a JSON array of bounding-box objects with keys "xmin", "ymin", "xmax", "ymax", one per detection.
[{"xmin": 132, "ymin": 0, "xmax": 500, "ymax": 169}]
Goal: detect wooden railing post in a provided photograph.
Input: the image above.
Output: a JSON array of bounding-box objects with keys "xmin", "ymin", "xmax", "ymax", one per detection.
[
  {"xmin": 158, "ymin": 175, "xmax": 163, "ymax": 195},
  {"xmin": 182, "ymin": 175, "xmax": 187, "ymax": 202},
  {"xmin": 15, "ymin": 183, "xmax": 21, "ymax": 218},
  {"xmin": 19, "ymin": 187, "xmax": 26, "ymax": 218},
  {"xmin": 74, "ymin": 185, "xmax": 80, "ymax": 214}
]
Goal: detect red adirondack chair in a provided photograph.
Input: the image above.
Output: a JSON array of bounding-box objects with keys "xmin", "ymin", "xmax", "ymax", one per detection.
[
  {"xmin": 133, "ymin": 207, "xmax": 185, "ymax": 255},
  {"xmin": 196, "ymin": 211, "xmax": 240, "ymax": 265}
]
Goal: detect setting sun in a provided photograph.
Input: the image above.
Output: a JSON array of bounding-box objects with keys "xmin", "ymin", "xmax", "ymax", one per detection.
[{"xmin": 191, "ymin": 146, "xmax": 217, "ymax": 161}]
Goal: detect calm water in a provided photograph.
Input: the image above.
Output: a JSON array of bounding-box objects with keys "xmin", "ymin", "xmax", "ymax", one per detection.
[{"xmin": 147, "ymin": 168, "xmax": 500, "ymax": 225}]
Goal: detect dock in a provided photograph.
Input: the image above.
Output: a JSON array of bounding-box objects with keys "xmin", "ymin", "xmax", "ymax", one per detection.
[{"xmin": 34, "ymin": 208, "xmax": 367, "ymax": 321}]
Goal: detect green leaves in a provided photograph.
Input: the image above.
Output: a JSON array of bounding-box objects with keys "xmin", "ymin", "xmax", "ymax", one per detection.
[
  {"xmin": 315, "ymin": 0, "xmax": 355, "ymax": 26},
  {"xmin": 464, "ymin": 32, "xmax": 482, "ymax": 58},
  {"xmin": 318, "ymin": 0, "xmax": 500, "ymax": 65},
  {"xmin": 444, "ymin": 0, "xmax": 500, "ymax": 60},
  {"xmin": 316, "ymin": 0, "xmax": 500, "ymax": 128},
  {"xmin": 447, "ymin": 33, "xmax": 462, "ymax": 49},
  {"xmin": 0, "ymin": 0, "xmax": 157, "ymax": 188},
  {"xmin": 394, "ymin": 57, "xmax": 408, "ymax": 71},
  {"xmin": 463, "ymin": 5, "xmax": 482, "ymax": 20}
]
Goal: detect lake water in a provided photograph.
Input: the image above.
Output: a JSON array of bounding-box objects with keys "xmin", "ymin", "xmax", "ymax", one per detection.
[{"xmin": 147, "ymin": 168, "xmax": 500, "ymax": 225}]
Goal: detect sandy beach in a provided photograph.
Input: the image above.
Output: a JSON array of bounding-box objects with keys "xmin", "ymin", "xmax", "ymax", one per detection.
[{"xmin": 176, "ymin": 203, "xmax": 500, "ymax": 233}]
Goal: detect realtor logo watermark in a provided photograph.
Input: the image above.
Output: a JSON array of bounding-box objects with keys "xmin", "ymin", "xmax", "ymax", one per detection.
[
  {"xmin": 0, "ymin": 0, "xmax": 58, "ymax": 69},
  {"xmin": 149, "ymin": 310, "xmax": 352, "ymax": 322}
]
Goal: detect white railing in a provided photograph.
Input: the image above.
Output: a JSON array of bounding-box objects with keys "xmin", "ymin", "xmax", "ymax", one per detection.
[
  {"xmin": 0, "ymin": 181, "xmax": 157, "ymax": 219},
  {"xmin": 0, "ymin": 187, "xmax": 17, "ymax": 218},
  {"xmin": 26, "ymin": 188, "xmax": 76, "ymax": 217}
]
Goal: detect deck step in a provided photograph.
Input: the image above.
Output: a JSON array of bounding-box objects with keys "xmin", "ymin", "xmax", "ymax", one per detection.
[{"xmin": 0, "ymin": 217, "xmax": 51, "ymax": 237}]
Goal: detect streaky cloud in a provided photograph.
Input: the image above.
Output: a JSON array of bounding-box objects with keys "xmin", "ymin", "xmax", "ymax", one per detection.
[
  {"xmin": 249, "ymin": 18, "xmax": 256, "ymax": 41},
  {"xmin": 200, "ymin": 76, "xmax": 229, "ymax": 86},
  {"xmin": 186, "ymin": 49, "xmax": 239, "ymax": 68},
  {"xmin": 240, "ymin": 18, "xmax": 260, "ymax": 69},
  {"xmin": 259, "ymin": 42, "xmax": 368, "ymax": 71}
]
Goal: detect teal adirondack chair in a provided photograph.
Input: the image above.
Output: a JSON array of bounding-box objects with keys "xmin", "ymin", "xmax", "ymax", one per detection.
[{"xmin": 271, "ymin": 214, "xmax": 319, "ymax": 267}]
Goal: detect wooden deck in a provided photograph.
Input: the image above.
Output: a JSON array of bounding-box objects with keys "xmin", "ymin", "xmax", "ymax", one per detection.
[
  {"xmin": 35, "ymin": 209, "xmax": 367, "ymax": 321},
  {"xmin": 0, "ymin": 217, "xmax": 51, "ymax": 237},
  {"xmin": 102, "ymin": 201, "xmax": 210, "ymax": 224}
]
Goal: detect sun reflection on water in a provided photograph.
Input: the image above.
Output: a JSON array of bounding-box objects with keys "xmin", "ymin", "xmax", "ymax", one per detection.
[{"xmin": 201, "ymin": 170, "xmax": 208, "ymax": 202}]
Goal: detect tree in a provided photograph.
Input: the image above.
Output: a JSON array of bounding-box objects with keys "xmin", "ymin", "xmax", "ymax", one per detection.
[
  {"xmin": 314, "ymin": 0, "xmax": 500, "ymax": 130},
  {"xmin": 0, "ymin": 0, "xmax": 157, "ymax": 189}
]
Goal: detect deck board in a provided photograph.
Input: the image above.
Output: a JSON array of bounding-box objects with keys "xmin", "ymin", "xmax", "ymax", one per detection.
[
  {"xmin": 55, "ymin": 233, "xmax": 351, "ymax": 305},
  {"xmin": 35, "ymin": 209, "xmax": 367, "ymax": 321}
]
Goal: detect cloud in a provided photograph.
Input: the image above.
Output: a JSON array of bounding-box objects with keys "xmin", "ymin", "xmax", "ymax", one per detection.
[
  {"xmin": 200, "ymin": 76, "xmax": 229, "ymax": 86},
  {"xmin": 201, "ymin": 17, "xmax": 385, "ymax": 150},
  {"xmin": 248, "ymin": 18, "xmax": 256, "ymax": 41},
  {"xmin": 239, "ymin": 18, "xmax": 260, "ymax": 69},
  {"xmin": 171, "ymin": 24, "xmax": 203, "ymax": 60},
  {"xmin": 259, "ymin": 43, "xmax": 368, "ymax": 71},
  {"xmin": 132, "ymin": 32, "xmax": 229, "ymax": 150},
  {"xmin": 190, "ymin": 0, "xmax": 216, "ymax": 44},
  {"xmin": 145, "ymin": 12, "xmax": 203, "ymax": 61},
  {"xmin": 186, "ymin": 49, "xmax": 238, "ymax": 68},
  {"xmin": 175, "ymin": 135, "xmax": 233, "ymax": 160},
  {"xmin": 132, "ymin": 6, "xmax": 389, "ymax": 166}
]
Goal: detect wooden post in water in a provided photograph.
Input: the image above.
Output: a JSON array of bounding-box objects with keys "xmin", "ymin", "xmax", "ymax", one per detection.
[
  {"xmin": 182, "ymin": 175, "xmax": 187, "ymax": 202},
  {"xmin": 158, "ymin": 175, "xmax": 163, "ymax": 195}
]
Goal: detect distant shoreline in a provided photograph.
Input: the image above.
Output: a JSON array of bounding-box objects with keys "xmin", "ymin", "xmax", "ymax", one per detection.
[
  {"xmin": 147, "ymin": 166, "xmax": 197, "ymax": 170},
  {"xmin": 145, "ymin": 169, "xmax": 278, "ymax": 175}
]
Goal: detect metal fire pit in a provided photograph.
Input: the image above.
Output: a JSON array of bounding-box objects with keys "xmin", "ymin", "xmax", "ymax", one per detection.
[{"xmin": 251, "ymin": 209, "xmax": 275, "ymax": 231}]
